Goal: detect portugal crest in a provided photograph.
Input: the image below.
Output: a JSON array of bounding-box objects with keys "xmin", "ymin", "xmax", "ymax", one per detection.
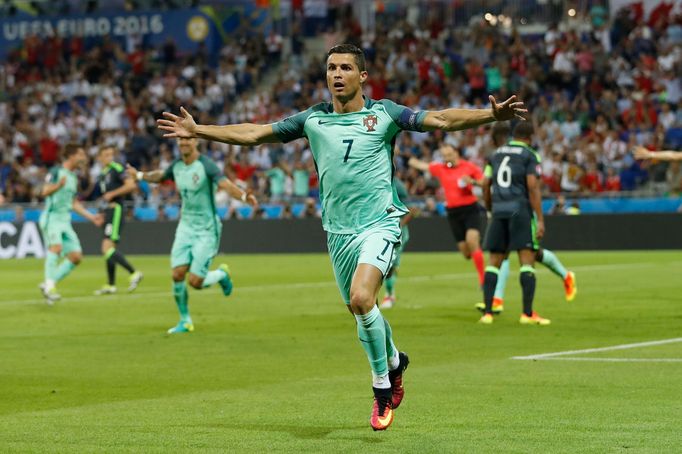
[
  {"xmin": 192, "ymin": 173, "xmax": 200, "ymax": 184},
  {"xmin": 363, "ymin": 114, "xmax": 378, "ymax": 132}
]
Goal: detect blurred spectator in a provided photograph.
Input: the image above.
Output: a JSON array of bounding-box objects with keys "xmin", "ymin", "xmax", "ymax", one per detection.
[
  {"xmin": 300, "ymin": 197, "xmax": 320, "ymax": 218},
  {"xmin": 550, "ymin": 195, "xmax": 567, "ymax": 215}
]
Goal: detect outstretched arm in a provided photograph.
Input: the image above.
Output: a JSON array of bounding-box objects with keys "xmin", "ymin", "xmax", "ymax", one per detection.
[
  {"xmin": 217, "ymin": 178, "xmax": 259, "ymax": 207},
  {"xmin": 422, "ymin": 95, "xmax": 528, "ymax": 132},
  {"xmin": 157, "ymin": 107, "xmax": 281, "ymax": 146},
  {"xmin": 408, "ymin": 157, "xmax": 430, "ymax": 172},
  {"xmin": 126, "ymin": 164, "xmax": 165, "ymax": 183},
  {"xmin": 634, "ymin": 146, "xmax": 682, "ymax": 161}
]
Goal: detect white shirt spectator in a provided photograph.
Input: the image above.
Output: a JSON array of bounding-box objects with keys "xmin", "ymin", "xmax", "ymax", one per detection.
[{"xmin": 99, "ymin": 100, "xmax": 124, "ymax": 131}]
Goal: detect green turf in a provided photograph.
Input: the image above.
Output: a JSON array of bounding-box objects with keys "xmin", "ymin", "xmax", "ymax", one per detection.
[{"xmin": 1, "ymin": 251, "xmax": 681, "ymax": 453}]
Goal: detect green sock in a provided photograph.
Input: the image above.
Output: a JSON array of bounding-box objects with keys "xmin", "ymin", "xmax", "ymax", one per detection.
[
  {"xmin": 540, "ymin": 249, "xmax": 568, "ymax": 279},
  {"xmin": 172, "ymin": 281, "xmax": 190, "ymax": 321},
  {"xmin": 202, "ymin": 269, "xmax": 227, "ymax": 288},
  {"xmin": 354, "ymin": 305, "xmax": 388, "ymax": 377},
  {"xmin": 384, "ymin": 274, "xmax": 396, "ymax": 296},
  {"xmin": 54, "ymin": 259, "xmax": 76, "ymax": 282},
  {"xmin": 383, "ymin": 317, "xmax": 398, "ymax": 368},
  {"xmin": 45, "ymin": 251, "xmax": 59, "ymax": 281},
  {"xmin": 494, "ymin": 259, "xmax": 510, "ymax": 300}
]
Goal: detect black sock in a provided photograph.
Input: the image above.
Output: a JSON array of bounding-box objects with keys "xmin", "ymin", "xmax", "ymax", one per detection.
[
  {"xmin": 106, "ymin": 256, "xmax": 116, "ymax": 285},
  {"xmin": 519, "ymin": 266, "xmax": 536, "ymax": 316},
  {"xmin": 483, "ymin": 267, "xmax": 499, "ymax": 314},
  {"xmin": 112, "ymin": 250, "xmax": 135, "ymax": 274}
]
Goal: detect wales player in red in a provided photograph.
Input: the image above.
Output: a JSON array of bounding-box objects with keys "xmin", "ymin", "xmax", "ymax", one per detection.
[{"xmin": 409, "ymin": 144, "xmax": 487, "ymax": 287}]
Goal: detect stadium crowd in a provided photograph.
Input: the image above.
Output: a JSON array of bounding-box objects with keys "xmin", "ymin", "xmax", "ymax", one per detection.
[{"xmin": 0, "ymin": 2, "xmax": 681, "ymax": 220}]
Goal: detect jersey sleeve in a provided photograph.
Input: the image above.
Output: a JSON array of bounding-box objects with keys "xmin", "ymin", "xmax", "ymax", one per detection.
[
  {"xmin": 161, "ymin": 160, "xmax": 178, "ymax": 182},
  {"xmin": 45, "ymin": 167, "xmax": 60, "ymax": 184},
  {"xmin": 470, "ymin": 162, "xmax": 484, "ymax": 181},
  {"xmin": 272, "ymin": 109, "xmax": 312, "ymax": 143},
  {"xmin": 428, "ymin": 162, "xmax": 442, "ymax": 178},
  {"xmin": 200, "ymin": 156, "xmax": 227, "ymax": 184},
  {"xmin": 525, "ymin": 151, "xmax": 542, "ymax": 177},
  {"xmin": 379, "ymin": 99, "xmax": 427, "ymax": 132}
]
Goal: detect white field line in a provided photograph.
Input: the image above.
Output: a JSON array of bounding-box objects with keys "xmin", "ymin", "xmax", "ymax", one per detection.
[
  {"xmin": 527, "ymin": 357, "xmax": 682, "ymax": 363},
  {"xmin": 511, "ymin": 337, "xmax": 682, "ymax": 361},
  {"xmin": 1, "ymin": 260, "xmax": 676, "ymax": 305}
]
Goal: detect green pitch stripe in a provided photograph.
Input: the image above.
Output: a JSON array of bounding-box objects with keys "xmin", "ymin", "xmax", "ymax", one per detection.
[{"xmin": 111, "ymin": 204, "xmax": 122, "ymax": 241}]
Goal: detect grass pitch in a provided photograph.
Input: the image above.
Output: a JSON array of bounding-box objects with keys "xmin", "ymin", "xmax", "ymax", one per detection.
[{"xmin": 1, "ymin": 251, "xmax": 681, "ymax": 453}]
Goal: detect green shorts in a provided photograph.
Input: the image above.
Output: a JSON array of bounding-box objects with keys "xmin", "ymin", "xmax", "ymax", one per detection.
[
  {"xmin": 170, "ymin": 220, "xmax": 221, "ymax": 278},
  {"xmin": 39, "ymin": 212, "xmax": 82, "ymax": 255},
  {"xmin": 327, "ymin": 217, "xmax": 402, "ymax": 305},
  {"xmin": 391, "ymin": 225, "xmax": 410, "ymax": 269}
]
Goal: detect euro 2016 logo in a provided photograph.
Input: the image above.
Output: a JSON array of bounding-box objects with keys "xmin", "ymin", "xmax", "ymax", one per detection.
[{"xmin": 363, "ymin": 114, "xmax": 378, "ymax": 132}]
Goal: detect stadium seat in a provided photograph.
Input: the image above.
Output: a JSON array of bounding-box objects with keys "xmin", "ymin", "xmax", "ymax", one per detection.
[
  {"xmin": 0, "ymin": 209, "xmax": 16, "ymax": 222},
  {"xmin": 164, "ymin": 205, "xmax": 180, "ymax": 220},
  {"xmin": 236, "ymin": 206, "xmax": 253, "ymax": 218},
  {"xmin": 291, "ymin": 203, "xmax": 305, "ymax": 217},
  {"xmin": 216, "ymin": 206, "xmax": 228, "ymax": 219},
  {"xmin": 436, "ymin": 202, "xmax": 446, "ymax": 216},
  {"xmin": 263, "ymin": 205, "xmax": 283, "ymax": 219},
  {"xmin": 134, "ymin": 207, "xmax": 158, "ymax": 221},
  {"xmin": 664, "ymin": 128, "xmax": 682, "ymax": 149}
]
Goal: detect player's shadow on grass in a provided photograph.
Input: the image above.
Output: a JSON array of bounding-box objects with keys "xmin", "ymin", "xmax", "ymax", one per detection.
[{"xmin": 218, "ymin": 423, "xmax": 384, "ymax": 442}]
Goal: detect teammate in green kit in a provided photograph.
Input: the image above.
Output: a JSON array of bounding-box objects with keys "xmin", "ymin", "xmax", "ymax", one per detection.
[
  {"xmin": 39, "ymin": 143, "xmax": 103, "ymax": 304},
  {"xmin": 379, "ymin": 176, "xmax": 416, "ymax": 309},
  {"xmin": 126, "ymin": 137, "xmax": 258, "ymax": 334},
  {"xmin": 94, "ymin": 145, "xmax": 143, "ymax": 295},
  {"xmin": 157, "ymin": 44, "xmax": 527, "ymax": 430}
]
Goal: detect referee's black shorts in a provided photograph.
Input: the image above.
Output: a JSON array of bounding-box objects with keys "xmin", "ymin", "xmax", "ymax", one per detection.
[
  {"xmin": 446, "ymin": 202, "xmax": 487, "ymax": 243},
  {"xmin": 102, "ymin": 203, "xmax": 125, "ymax": 242}
]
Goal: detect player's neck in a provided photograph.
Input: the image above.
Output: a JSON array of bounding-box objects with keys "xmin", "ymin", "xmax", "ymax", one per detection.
[
  {"xmin": 62, "ymin": 161, "xmax": 76, "ymax": 171},
  {"xmin": 181, "ymin": 151, "xmax": 199, "ymax": 164},
  {"xmin": 332, "ymin": 93, "xmax": 364, "ymax": 114}
]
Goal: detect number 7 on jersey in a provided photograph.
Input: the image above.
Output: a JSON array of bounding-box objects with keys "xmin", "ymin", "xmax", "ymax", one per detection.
[{"xmin": 342, "ymin": 139, "xmax": 354, "ymax": 163}]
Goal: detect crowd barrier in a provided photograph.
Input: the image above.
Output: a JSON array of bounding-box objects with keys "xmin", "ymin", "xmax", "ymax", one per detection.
[{"xmin": 2, "ymin": 214, "xmax": 681, "ymax": 259}]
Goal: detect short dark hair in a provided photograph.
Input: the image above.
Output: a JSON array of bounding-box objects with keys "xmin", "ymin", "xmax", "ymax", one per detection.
[
  {"xmin": 98, "ymin": 145, "xmax": 114, "ymax": 155},
  {"xmin": 62, "ymin": 143, "xmax": 83, "ymax": 159},
  {"xmin": 327, "ymin": 44, "xmax": 366, "ymax": 72},
  {"xmin": 491, "ymin": 122, "xmax": 511, "ymax": 146},
  {"xmin": 512, "ymin": 121, "xmax": 534, "ymax": 141}
]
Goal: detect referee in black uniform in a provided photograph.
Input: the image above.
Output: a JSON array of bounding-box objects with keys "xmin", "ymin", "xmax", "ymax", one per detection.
[{"xmin": 94, "ymin": 145, "xmax": 143, "ymax": 295}]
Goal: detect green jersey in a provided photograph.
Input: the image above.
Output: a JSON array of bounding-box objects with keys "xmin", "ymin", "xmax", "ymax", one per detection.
[
  {"xmin": 43, "ymin": 166, "xmax": 78, "ymax": 222},
  {"xmin": 265, "ymin": 167, "xmax": 286, "ymax": 196},
  {"xmin": 273, "ymin": 98, "xmax": 426, "ymax": 234},
  {"xmin": 162, "ymin": 155, "xmax": 226, "ymax": 231}
]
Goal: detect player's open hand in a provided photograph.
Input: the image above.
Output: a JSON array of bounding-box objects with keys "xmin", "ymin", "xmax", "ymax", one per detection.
[
  {"xmin": 633, "ymin": 146, "xmax": 652, "ymax": 160},
  {"xmin": 157, "ymin": 106, "xmax": 197, "ymax": 138},
  {"xmin": 490, "ymin": 95, "xmax": 528, "ymax": 121},
  {"xmin": 535, "ymin": 219, "xmax": 545, "ymax": 240}
]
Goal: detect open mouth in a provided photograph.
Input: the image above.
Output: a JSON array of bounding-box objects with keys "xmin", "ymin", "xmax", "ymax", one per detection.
[{"xmin": 333, "ymin": 82, "xmax": 345, "ymax": 89}]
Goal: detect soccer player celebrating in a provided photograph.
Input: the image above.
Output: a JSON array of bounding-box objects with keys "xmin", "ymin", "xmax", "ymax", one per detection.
[
  {"xmin": 157, "ymin": 44, "xmax": 527, "ymax": 430},
  {"xmin": 476, "ymin": 123, "xmax": 576, "ymax": 314},
  {"xmin": 94, "ymin": 146, "xmax": 143, "ymax": 295},
  {"xmin": 39, "ymin": 144, "xmax": 103, "ymax": 304},
  {"xmin": 480, "ymin": 122, "xmax": 550, "ymax": 325},
  {"xmin": 380, "ymin": 176, "xmax": 416, "ymax": 309},
  {"xmin": 408, "ymin": 144, "xmax": 487, "ymax": 288},
  {"xmin": 126, "ymin": 137, "xmax": 258, "ymax": 334}
]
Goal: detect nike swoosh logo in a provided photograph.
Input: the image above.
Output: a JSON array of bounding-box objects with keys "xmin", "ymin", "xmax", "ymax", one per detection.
[
  {"xmin": 376, "ymin": 256, "xmax": 386, "ymax": 263},
  {"xmin": 318, "ymin": 120, "xmax": 331, "ymax": 125},
  {"xmin": 377, "ymin": 410, "xmax": 393, "ymax": 426}
]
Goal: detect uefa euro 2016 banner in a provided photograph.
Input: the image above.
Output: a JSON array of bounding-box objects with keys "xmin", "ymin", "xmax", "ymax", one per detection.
[{"xmin": 0, "ymin": 5, "xmax": 270, "ymax": 59}]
